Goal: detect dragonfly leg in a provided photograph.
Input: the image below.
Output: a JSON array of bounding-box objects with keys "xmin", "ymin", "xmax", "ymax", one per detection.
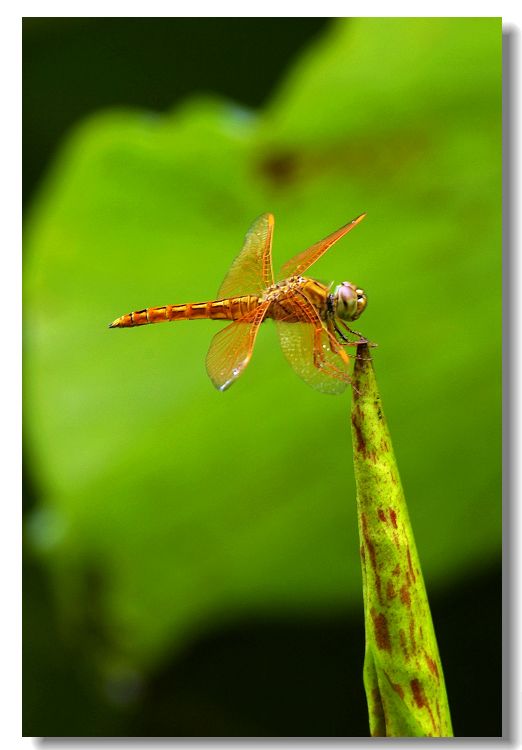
[
  {"xmin": 334, "ymin": 322, "xmax": 349, "ymax": 344},
  {"xmin": 313, "ymin": 328, "xmax": 335, "ymax": 368},
  {"xmin": 316, "ymin": 321, "xmax": 364, "ymax": 392},
  {"xmin": 331, "ymin": 320, "xmax": 366, "ymax": 358},
  {"xmin": 333, "ymin": 324, "xmax": 361, "ymax": 351},
  {"xmin": 336, "ymin": 319, "xmax": 378, "ymax": 353},
  {"xmin": 313, "ymin": 327, "xmax": 329, "ymax": 369},
  {"xmin": 336, "ymin": 318, "xmax": 366, "ymax": 340},
  {"xmin": 312, "ymin": 327, "xmax": 351, "ymax": 375},
  {"xmin": 327, "ymin": 317, "xmax": 355, "ymax": 352}
]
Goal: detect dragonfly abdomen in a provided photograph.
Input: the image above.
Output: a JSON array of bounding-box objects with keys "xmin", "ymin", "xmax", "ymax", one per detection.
[
  {"xmin": 203, "ymin": 296, "xmax": 260, "ymax": 320},
  {"xmin": 109, "ymin": 296, "xmax": 260, "ymax": 328}
]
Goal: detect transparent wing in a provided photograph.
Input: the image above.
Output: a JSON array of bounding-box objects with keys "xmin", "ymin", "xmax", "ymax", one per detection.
[
  {"xmin": 279, "ymin": 213, "xmax": 366, "ymax": 280},
  {"xmin": 206, "ymin": 303, "xmax": 269, "ymax": 391},
  {"xmin": 217, "ymin": 213, "xmax": 275, "ymax": 298},
  {"xmin": 275, "ymin": 294, "xmax": 351, "ymax": 394}
]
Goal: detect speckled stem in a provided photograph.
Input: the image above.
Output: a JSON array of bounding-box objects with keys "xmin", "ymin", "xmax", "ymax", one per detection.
[{"xmin": 351, "ymin": 343, "xmax": 453, "ymax": 737}]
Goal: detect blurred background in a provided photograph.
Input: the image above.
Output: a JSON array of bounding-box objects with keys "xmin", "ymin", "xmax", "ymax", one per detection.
[{"xmin": 23, "ymin": 18, "xmax": 502, "ymax": 737}]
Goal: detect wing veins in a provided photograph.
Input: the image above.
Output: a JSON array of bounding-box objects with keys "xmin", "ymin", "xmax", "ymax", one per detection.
[
  {"xmin": 275, "ymin": 291, "xmax": 351, "ymax": 393},
  {"xmin": 218, "ymin": 214, "xmax": 274, "ymax": 298},
  {"xmin": 206, "ymin": 303, "xmax": 269, "ymax": 391}
]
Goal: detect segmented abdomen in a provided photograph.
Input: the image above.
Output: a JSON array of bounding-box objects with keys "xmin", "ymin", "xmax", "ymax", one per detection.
[{"xmin": 110, "ymin": 295, "xmax": 260, "ymax": 328}]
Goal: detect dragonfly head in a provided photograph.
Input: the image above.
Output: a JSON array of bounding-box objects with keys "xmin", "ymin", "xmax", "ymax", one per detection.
[{"xmin": 333, "ymin": 281, "xmax": 367, "ymax": 321}]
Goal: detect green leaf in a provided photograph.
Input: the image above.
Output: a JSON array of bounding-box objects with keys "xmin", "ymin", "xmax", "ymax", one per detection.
[
  {"xmin": 24, "ymin": 18, "xmax": 501, "ymax": 678},
  {"xmin": 352, "ymin": 344, "xmax": 452, "ymax": 736}
]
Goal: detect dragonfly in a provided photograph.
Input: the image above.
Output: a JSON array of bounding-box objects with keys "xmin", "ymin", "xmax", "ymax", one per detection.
[{"xmin": 109, "ymin": 213, "xmax": 368, "ymax": 394}]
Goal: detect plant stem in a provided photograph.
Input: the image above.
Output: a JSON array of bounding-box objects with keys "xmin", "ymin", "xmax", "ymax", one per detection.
[{"xmin": 351, "ymin": 343, "xmax": 453, "ymax": 737}]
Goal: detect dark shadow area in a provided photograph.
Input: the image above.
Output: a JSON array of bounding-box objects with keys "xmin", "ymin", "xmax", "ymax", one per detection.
[
  {"xmin": 23, "ymin": 17, "xmax": 329, "ymax": 207},
  {"xmin": 24, "ymin": 560, "xmax": 501, "ymax": 737}
]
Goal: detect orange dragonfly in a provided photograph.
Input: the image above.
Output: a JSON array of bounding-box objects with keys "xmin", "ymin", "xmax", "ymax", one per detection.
[{"xmin": 109, "ymin": 213, "xmax": 368, "ymax": 394}]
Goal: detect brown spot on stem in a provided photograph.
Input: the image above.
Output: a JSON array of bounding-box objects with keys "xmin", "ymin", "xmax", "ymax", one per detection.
[
  {"xmin": 384, "ymin": 671, "xmax": 405, "ymax": 700},
  {"xmin": 410, "ymin": 679, "xmax": 425, "ymax": 708},
  {"xmin": 400, "ymin": 585, "xmax": 411, "ymax": 608},
  {"xmin": 399, "ymin": 628, "xmax": 409, "ymax": 660},
  {"xmin": 424, "ymin": 651, "xmax": 440, "ymax": 681},
  {"xmin": 392, "ymin": 564, "xmax": 401, "ymax": 577},
  {"xmin": 352, "ymin": 407, "xmax": 377, "ymax": 463},
  {"xmin": 389, "ymin": 509, "xmax": 398, "ymax": 528},
  {"xmin": 361, "ymin": 513, "xmax": 383, "ymax": 604},
  {"xmin": 351, "ymin": 411, "xmax": 366, "ymax": 457},
  {"xmin": 371, "ymin": 608, "xmax": 392, "ymax": 652},
  {"xmin": 407, "ymin": 547, "xmax": 417, "ymax": 583},
  {"xmin": 361, "ymin": 514, "xmax": 374, "ymax": 563},
  {"xmin": 409, "ymin": 617, "xmax": 416, "ymax": 652},
  {"xmin": 370, "ymin": 687, "xmax": 386, "ymax": 737},
  {"xmin": 386, "ymin": 581, "xmax": 397, "ymax": 600},
  {"xmin": 411, "ymin": 680, "xmax": 437, "ymax": 734},
  {"xmin": 374, "ymin": 574, "xmax": 383, "ymax": 606},
  {"xmin": 377, "ymin": 508, "xmax": 387, "ymax": 523}
]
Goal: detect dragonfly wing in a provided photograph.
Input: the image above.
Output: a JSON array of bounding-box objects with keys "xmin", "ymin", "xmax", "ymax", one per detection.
[
  {"xmin": 206, "ymin": 303, "xmax": 269, "ymax": 391},
  {"xmin": 279, "ymin": 213, "xmax": 366, "ymax": 280},
  {"xmin": 217, "ymin": 213, "xmax": 275, "ymax": 298},
  {"xmin": 275, "ymin": 294, "xmax": 351, "ymax": 394}
]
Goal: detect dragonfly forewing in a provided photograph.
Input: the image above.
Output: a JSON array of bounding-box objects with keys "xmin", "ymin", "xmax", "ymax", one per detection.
[
  {"xmin": 217, "ymin": 213, "xmax": 274, "ymax": 299},
  {"xmin": 279, "ymin": 213, "xmax": 366, "ymax": 280}
]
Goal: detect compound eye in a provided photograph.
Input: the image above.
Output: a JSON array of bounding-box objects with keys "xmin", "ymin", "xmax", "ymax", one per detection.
[
  {"xmin": 335, "ymin": 283, "xmax": 358, "ymax": 320},
  {"xmin": 340, "ymin": 284, "xmax": 357, "ymax": 305}
]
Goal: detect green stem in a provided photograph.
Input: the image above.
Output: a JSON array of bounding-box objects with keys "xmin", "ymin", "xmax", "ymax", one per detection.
[{"xmin": 351, "ymin": 343, "xmax": 453, "ymax": 737}]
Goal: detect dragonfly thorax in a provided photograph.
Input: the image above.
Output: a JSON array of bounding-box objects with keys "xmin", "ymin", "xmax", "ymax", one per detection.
[
  {"xmin": 333, "ymin": 281, "xmax": 367, "ymax": 321},
  {"xmin": 260, "ymin": 275, "xmax": 307, "ymax": 303}
]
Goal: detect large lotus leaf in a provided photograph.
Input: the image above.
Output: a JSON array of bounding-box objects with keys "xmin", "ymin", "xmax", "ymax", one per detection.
[{"xmin": 25, "ymin": 18, "xmax": 501, "ymax": 674}]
